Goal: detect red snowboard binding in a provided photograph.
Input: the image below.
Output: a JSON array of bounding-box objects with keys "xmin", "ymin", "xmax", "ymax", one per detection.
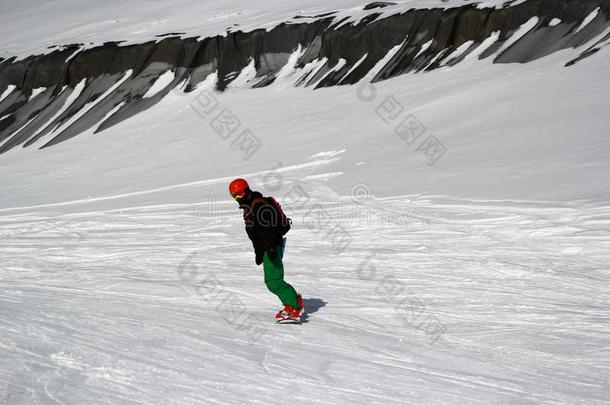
[{"xmin": 276, "ymin": 294, "xmax": 304, "ymax": 323}]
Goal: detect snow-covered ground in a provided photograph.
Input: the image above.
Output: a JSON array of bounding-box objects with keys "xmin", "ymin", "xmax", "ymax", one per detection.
[
  {"xmin": 2, "ymin": 2, "xmax": 610, "ymax": 403},
  {"xmin": 2, "ymin": 192, "xmax": 609, "ymax": 404}
]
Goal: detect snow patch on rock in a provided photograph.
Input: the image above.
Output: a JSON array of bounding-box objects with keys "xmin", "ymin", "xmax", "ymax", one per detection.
[
  {"xmin": 142, "ymin": 70, "xmax": 176, "ymax": 98},
  {"xmin": 0, "ymin": 85, "xmax": 16, "ymax": 103}
]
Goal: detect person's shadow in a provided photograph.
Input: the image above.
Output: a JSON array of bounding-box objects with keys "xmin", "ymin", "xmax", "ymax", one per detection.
[{"xmin": 301, "ymin": 298, "xmax": 327, "ymax": 324}]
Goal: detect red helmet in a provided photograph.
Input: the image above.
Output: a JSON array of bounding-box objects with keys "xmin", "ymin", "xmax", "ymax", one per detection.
[{"xmin": 229, "ymin": 178, "xmax": 249, "ymax": 200}]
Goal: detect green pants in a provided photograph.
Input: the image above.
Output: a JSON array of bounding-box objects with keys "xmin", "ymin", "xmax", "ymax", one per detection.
[{"xmin": 263, "ymin": 244, "xmax": 298, "ymax": 309}]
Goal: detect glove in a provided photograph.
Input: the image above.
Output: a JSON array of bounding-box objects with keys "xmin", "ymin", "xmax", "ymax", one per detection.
[
  {"xmin": 255, "ymin": 251, "xmax": 263, "ymax": 265},
  {"xmin": 266, "ymin": 247, "xmax": 277, "ymax": 260}
]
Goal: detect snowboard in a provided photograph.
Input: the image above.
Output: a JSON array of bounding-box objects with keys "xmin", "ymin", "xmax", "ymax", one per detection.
[
  {"xmin": 275, "ymin": 316, "xmax": 301, "ymax": 325},
  {"xmin": 276, "ymin": 315, "xmax": 302, "ymax": 324},
  {"xmin": 276, "ymin": 308, "xmax": 305, "ymax": 324}
]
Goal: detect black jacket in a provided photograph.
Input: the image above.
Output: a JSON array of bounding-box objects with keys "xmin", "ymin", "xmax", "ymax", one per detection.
[{"xmin": 239, "ymin": 191, "xmax": 284, "ymax": 258}]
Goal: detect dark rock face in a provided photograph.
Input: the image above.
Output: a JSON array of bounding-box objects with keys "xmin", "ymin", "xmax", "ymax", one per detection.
[{"xmin": 0, "ymin": 0, "xmax": 608, "ymax": 154}]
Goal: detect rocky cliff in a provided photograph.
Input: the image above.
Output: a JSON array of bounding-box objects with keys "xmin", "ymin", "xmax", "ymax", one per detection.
[{"xmin": 0, "ymin": 0, "xmax": 608, "ymax": 154}]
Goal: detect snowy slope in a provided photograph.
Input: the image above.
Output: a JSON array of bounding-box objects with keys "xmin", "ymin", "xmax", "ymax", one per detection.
[
  {"xmin": 1, "ymin": 51, "xmax": 610, "ymax": 404},
  {"xmin": 1, "ymin": 1, "xmax": 610, "ymax": 404}
]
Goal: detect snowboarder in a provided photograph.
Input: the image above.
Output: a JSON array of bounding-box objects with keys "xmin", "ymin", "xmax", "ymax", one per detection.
[{"xmin": 229, "ymin": 178, "xmax": 303, "ymax": 322}]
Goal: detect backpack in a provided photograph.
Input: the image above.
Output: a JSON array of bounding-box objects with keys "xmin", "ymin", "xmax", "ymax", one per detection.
[
  {"xmin": 250, "ymin": 195, "xmax": 292, "ymax": 235},
  {"xmin": 268, "ymin": 196, "xmax": 291, "ymax": 235},
  {"xmin": 252, "ymin": 196, "xmax": 291, "ymax": 235}
]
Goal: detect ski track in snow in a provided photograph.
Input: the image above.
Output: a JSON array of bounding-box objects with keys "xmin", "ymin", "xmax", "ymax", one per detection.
[{"xmin": 1, "ymin": 191, "xmax": 609, "ymax": 404}]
